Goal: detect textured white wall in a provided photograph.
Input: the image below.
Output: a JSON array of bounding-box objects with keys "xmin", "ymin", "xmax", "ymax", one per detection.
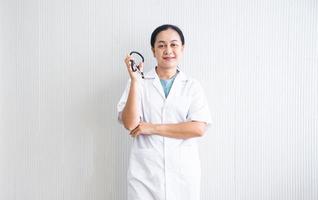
[{"xmin": 0, "ymin": 0, "xmax": 317, "ymax": 200}]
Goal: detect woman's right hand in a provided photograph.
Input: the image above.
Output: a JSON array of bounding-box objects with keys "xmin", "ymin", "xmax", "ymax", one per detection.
[
  {"xmin": 124, "ymin": 54, "xmax": 138, "ymax": 81},
  {"xmin": 124, "ymin": 54, "xmax": 144, "ymax": 81}
]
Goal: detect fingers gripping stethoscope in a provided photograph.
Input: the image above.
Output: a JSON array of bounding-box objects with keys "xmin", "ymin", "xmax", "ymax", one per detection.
[{"xmin": 129, "ymin": 51, "xmax": 145, "ymax": 79}]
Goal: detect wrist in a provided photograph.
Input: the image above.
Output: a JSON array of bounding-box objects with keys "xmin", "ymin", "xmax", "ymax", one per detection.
[
  {"xmin": 130, "ymin": 78, "xmax": 138, "ymax": 84},
  {"xmin": 152, "ymin": 124, "xmax": 161, "ymax": 134}
]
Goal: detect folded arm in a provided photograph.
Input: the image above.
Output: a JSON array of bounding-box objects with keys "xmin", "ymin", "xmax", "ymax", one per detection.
[{"xmin": 130, "ymin": 121, "xmax": 207, "ymax": 139}]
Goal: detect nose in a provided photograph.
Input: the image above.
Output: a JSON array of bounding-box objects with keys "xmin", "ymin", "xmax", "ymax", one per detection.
[{"xmin": 164, "ymin": 46, "xmax": 172, "ymax": 55}]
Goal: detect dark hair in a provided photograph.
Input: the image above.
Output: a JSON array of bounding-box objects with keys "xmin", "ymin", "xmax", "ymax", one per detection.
[{"xmin": 150, "ymin": 24, "xmax": 185, "ymax": 48}]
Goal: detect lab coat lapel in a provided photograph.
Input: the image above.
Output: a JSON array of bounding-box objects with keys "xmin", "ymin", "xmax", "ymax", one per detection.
[
  {"xmin": 144, "ymin": 68, "xmax": 188, "ymax": 100},
  {"xmin": 145, "ymin": 68, "xmax": 166, "ymax": 99},
  {"xmin": 152, "ymin": 78, "xmax": 166, "ymax": 99},
  {"xmin": 165, "ymin": 70, "xmax": 188, "ymax": 102}
]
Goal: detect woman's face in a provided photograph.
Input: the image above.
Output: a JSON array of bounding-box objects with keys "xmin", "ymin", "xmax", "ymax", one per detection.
[{"xmin": 152, "ymin": 28, "xmax": 184, "ymax": 69}]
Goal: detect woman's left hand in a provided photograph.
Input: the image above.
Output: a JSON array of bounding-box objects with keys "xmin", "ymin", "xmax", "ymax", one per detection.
[{"xmin": 130, "ymin": 122, "xmax": 155, "ymax": 138}]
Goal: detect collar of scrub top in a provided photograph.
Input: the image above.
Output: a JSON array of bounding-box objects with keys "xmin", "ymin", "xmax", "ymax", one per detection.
[
  {"xmin": 144, "ymin": 67, "xmax": 189, "ymax": 81},
  {"xmin": 145, "ymin": 67, "xmax": 184, "ymax": 77},
  {"xmin": 144, "ymin": 67, "xmax": 189, "ymax": 99}
]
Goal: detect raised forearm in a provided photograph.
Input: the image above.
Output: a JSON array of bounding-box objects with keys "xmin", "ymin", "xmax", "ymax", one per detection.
[{"xmin": 122, "ymin": 80, "xmax": 140, "ymax": 130}]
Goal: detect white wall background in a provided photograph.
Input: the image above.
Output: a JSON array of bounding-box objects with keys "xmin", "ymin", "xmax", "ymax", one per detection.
[{"xmin": 1, "ymin": 0, "xmax": 317, "ymax": 199}]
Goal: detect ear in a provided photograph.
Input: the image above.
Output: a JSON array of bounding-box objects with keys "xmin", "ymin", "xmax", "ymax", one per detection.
[
  {"xmin": 152, "ymin": 47, "xmax": 156, "ymax": 57},
  {"xmin": 181, "ymin": 45, "xmax": 185, "ymax": 52}
]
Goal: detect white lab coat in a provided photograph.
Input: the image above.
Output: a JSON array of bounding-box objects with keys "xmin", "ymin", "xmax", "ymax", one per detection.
[{"xmin": 117, "ymin": 68, "xmax": 212, "ymax": 200}]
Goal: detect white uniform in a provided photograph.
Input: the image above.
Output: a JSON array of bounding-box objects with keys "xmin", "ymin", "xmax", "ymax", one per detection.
[{"xmin": 117, "ymin": 68, "xmax": 212, "ymax": 200}]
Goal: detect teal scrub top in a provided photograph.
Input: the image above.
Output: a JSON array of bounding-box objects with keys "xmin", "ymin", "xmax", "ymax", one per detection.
[{"xmin": 160, "ymin": 74, "xmax": 177, "ymax": 98}]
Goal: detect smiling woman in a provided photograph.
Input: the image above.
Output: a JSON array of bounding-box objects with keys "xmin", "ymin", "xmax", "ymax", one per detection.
[
  {"xmin": 117, "ymin": 24, "xmax": 212, "ymax": 200},
  {"xmin": 151, "ymin": 26, "xmax": 185, "ymax": 72}
]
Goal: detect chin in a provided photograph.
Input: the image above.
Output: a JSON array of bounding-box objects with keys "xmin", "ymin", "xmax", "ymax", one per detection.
[
  {"xmin": 158, "ymin": 65, "xmax": 176, "ymax": 70},
  {"xmin": 159, "ymin": 62, "xmax": 178, "ymax": 69}
]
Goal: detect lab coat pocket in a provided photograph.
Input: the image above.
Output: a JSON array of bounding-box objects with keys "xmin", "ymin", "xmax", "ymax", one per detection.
[
  {"xmin": 128, "ymin": 148, "xmax": 163, "ymax": 179},
  {"xmin": 178, "ymin": 146, "xmax": 201, "ymax": 200},
  {"xmin": 179, "ymin": 146, "xmax": 201, "ymax": 179}
]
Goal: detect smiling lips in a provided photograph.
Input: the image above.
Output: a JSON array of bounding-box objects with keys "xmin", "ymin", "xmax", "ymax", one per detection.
[{"xmin": 163, "ymin": 57, "xmax": 176, "ymax": 61}]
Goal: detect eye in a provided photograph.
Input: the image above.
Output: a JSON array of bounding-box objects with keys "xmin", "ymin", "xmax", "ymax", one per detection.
[
  {"xmin": 171, "ymin": 43, "xmax": 178, "ymax": 47},
  {"xmin": 157, "ymin": 44, "xmax": 164, "ymax": 48}
]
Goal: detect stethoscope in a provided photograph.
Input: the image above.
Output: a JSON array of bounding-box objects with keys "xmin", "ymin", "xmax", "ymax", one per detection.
[
  {"xmin": 129, "ymin": 51, "xmax": 179, "ymax": 80},
  {"xmin": 129, "ymin": 51, "xmax": 145, "ymax": 79}
]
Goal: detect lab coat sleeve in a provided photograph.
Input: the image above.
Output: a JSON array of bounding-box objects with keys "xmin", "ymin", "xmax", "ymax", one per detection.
[
  {"xmin": 187, "ymin": 80, "xmax": 212, "ymax": 127},
  {"xmin": 117, "ymin": 79, "xmax": 142, "ymax": 124}
]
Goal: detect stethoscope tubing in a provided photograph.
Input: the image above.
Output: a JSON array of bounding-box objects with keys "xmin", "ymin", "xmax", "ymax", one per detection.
[{"xmin": 129, "ymin": 51, "xmax": 145, "ymax": 79}]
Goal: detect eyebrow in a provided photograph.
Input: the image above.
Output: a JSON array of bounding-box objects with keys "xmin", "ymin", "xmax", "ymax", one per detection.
[{"xmin": 157, "ymin": 40, "xmax": 180, "ymax": 43}]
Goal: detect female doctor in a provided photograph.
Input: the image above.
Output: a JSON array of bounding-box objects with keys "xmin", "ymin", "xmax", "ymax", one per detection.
[{"xmin": 117, "ymin": 24, "xmax": 212, "ymax": 200}]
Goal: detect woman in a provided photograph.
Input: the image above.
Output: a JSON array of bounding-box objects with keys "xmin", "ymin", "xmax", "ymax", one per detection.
[{"xmin": 117, "ymin": 24, "xmax": 212, "ymax": 200}]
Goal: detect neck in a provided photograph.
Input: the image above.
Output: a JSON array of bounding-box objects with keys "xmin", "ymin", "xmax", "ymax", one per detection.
[{"xmin": 156, "ymin": 66, "xmax": 177, "ymax": 80}]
